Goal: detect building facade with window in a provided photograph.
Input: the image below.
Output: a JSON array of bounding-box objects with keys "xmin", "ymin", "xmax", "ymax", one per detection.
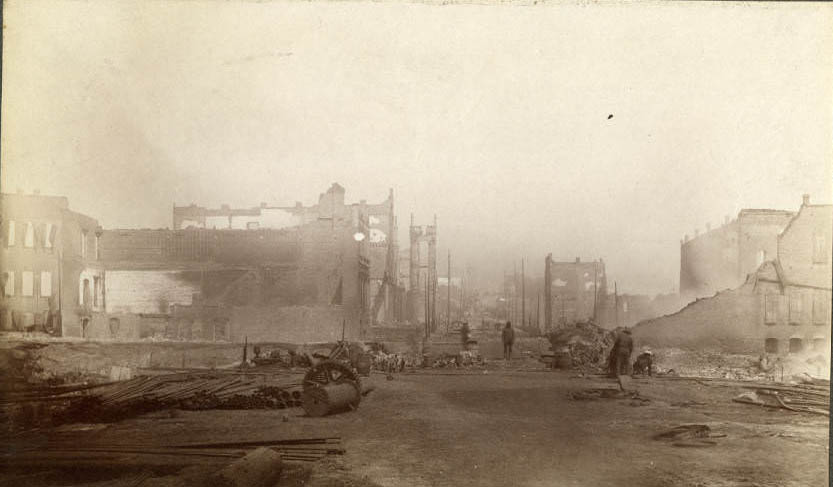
[
  {"xmin": 634, "ymin": 195, "xmax": 830, "ymax": 357},
  {"xmin": 754, "ymin": 196, "xmax": 832, "ymax": 355},
  {"xmin": 1, "ymin": 192, "xmax": 101, "ymax": 336}
]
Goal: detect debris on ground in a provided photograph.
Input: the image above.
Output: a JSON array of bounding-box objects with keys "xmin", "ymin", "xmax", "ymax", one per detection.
[
  {"xmin": 1, "ymin": 370, "xmax": 306, "ymax": 431},
  {"xmin": 653, "ymin": 424, "xmax": 724, "ymax": 448},
  {"xmin": 732, "ymin": 384, "xmax": 830, "ymax": 416},
  {"xmin": 2, "ymin": 436, "xmax": 345, "ymax": 470},
  {"xmin": 567, "ymin": 387, "xmax": 649, "ymax": 405},
  {"xmin": 544, "ymin": 322, "xmax": 615, "ymax": 372}
]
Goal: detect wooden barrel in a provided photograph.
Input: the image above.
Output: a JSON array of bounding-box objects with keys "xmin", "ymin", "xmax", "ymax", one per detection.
[
  {"xmin": 554, "ymin": 351, "xmax": 572, "ymax": 369},
  {"xmin": 302, "ymin": 383, "xmax": 360, "ymax": 417}
]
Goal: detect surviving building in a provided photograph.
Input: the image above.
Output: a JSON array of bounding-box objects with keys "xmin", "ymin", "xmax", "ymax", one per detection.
[
  {"xmin": 679, "ymin": 207, "xmax": 796, "ymax": 300},
  {"xmin": 0, "ymin": 192, "xmax": 102, "ymax": 337},
  {"xmin": 86, "ymin": 184, "xmax": 379, "ymax": 343},
  {"xmin": 635, "ymin": 195, "xmax": 831, "ymax": 356}
]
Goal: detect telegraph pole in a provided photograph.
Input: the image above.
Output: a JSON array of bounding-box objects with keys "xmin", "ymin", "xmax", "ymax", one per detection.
[
  {"xmin": 447, "ymin": 250, "xmax": 451, "ymax": 333},
  {"xmin": 614, "ymin": 281, "xmax": 619, "ymax": 328},
  {"xmin": 544, "ymin": 254, "xmax": 552, "ymax": 331},
  {"xmin": 521, "ymin": 258, "xmax": 525, "ymax": 331}
]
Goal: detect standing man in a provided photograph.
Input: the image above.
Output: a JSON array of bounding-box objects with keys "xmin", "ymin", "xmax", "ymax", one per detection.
[
  {"xmin": 608, "ymin": 329, "xmax": 634, "ymax": 378},
  {"xmin": 502, "ymin": 321, "xmax": 515, "ymax": 361}
]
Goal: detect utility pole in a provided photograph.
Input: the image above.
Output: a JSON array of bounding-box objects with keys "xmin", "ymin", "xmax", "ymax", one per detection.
[
  {"xmin": 544, "ymin": 254, "xmax": 552, "ymax": 331},
  {"xmin": 536, "ymin": 293, "xmax": 540, "ymax": 331},
  {"xmin": 521, "ymin": 258, "xmax": 525, "ymax": 331},
  {"xmin": 513, "ymin": 262, "xmax": 517, "ymax": 326},
  {"xmin": 503, "ymin": 270, "xmax": 508, "ymax": 321},
  {"xmin": 447, "ymin": 250, "xmax": 451, "ymax": 333},
  {"xmin": 592, "ymin": 261, "xmax": 598, "ymax": 323},
  {"xmin": 614, "ymin": 281, "xmax": 619, "ymax": 328}
]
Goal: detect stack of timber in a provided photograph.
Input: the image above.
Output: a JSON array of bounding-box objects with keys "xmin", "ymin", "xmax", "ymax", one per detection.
[{"xmin": 2, "ymin": 436, "xmax": 344, "ymax": 468}]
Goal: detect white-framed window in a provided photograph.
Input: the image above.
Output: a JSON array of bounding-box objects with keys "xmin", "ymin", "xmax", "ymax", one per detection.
[
  {"xmin": 44, "ymin": 223, "xmax": 53, "ymax": 249},
  {"xmin": 813, "ymin": 294, "xmax": 830, "ymax": 325},
  {"xmin": 764, "ymin": 294, "xmax": 778, "ymax": 325},
  {"xmin": 3, "ymin": 271, "xmax": 14, "ymax": 296},
  {"xmin": 81, "ymin": 231, "xmax": 88, "ymax": 258},
  {"xmin": 813, "ymin": 235, "xmax": 828, "ymax": 264},
  {"xmin": 7, "ymin": 220, "xmax": 15, "ymax": 246},
  {"xmin": 789, "ymin": 294, "xmax": 803, "ymax": 325},
  {"xmin": 24, "ymin": 222, "xmax": 35, "ymax": 248},
  {"xmin": 22, "ymin": 271, "xmax": 34, "ymax": 296},
  {"xmin": 40, "ymin": 271, "xmax": 52, "ymax": 297}
]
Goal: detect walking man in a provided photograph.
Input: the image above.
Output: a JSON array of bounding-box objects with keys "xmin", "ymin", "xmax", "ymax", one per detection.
[
  {"xmin": 608, "ymin": 329, "xmax": 634, "ymax": 378},
  {"xmin": 502, "ymin": 321, "xmax": 515, "ymax": 361}
]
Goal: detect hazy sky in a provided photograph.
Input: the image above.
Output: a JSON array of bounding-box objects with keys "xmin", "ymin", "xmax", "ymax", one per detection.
[{"xmin": 2, "ymin": 1, "xmax": 832, "ymax": 294}]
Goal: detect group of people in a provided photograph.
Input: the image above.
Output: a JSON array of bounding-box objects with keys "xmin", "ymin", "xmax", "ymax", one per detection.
[{"xmin": 607, "ymin": 328, "xmax": 653, "ymax": 377}]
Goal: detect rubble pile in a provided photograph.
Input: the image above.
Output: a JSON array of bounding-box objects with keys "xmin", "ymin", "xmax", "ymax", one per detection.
[
  {"xmin": 545, "ymin": 322, "xmax": 616, "ymax": 371},
  {"xmin": 653, "ymin": 348, "xmax": 830, "ymax": 381}
]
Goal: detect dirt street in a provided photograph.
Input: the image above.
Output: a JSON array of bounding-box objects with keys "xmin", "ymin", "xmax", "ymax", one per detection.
[{"xmin": 3, "ymin": 369, "xmax": 829, "ymax": 487}]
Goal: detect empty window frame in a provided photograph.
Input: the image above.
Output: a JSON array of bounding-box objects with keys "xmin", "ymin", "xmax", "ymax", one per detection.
[
  {"xmin": 21, "ymin": 271, "xmax": 34, "ymax": 296},
  {"xmin": 24, "ymin": 222, "xmax": 35, "ymax": 248},
  {"xmin": 7, "ymin": 220, "xmax": 15, "ymax": 246},
  {"xmin": 40, "ymin": 271, "xmax": 52, "ymax": 297},
  {"xmin": 764, "ymin": 294, "xmax": 778, "ymax": 325},
  {"xmin": 81, "ymin": 231, "xmax": 88, "ymax": 258},
  {"xmin": 813, "ymin": 235, "xmax": 828, "ymax": 264},
  {"xmin": 764, "ymin": 338, "xmax": 778, "ymax": 353},
  {"xmin": 44, "ymin": 223, "xmax": 54, "ymax": 249},
  {"xmin": 3, "ymin": 271, "xmax": 14, "ymax": 296},
  {"xmin": 813, "ymin": 294, "xmax": 830, "ymax": 325},
  {"xmin": 788, "ymin": 338, "xmax": 803, "ymax": 354},
  {"xmin": 789, "ymin": 295, "xmax": 803, "ymax": 325}
]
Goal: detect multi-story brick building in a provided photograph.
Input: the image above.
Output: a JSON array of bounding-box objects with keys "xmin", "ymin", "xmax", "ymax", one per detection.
[
  {"xmin": 635, "ymin": 195, "xmax": 831, "ymax": 356},
  {"xmin": 679, "ymin": 208, "xmax": 795, "ymax": 300},
  {"xmin": 172, "ymin": 184, "xmax": 403, "ymax": 325},
  {"xmin": 90, "ymin": 184, "xmax": 375, "ymax": 342},
  {"xmin": 1, "ymin": 192, "xmax": 102, "ymax": 337},
  {"xmin": 754, "ymin": 195, "xmax": 832, "ymax": 355}
]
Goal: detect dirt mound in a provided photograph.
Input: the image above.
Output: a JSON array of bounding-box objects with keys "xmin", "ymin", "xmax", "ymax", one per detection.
[{"xmin": 545, "ymin": 322, "xmax": 616, "ymax": 371}]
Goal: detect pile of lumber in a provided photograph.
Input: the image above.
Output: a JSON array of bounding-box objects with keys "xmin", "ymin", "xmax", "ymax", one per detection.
[
  {"xmin": 733, "ymin": 382, "xmax": 830, "ymax": 416},
  {"xmin": 2, "ymin": 436, "xmax": 344, "ymax": 467},
  {"xmin": 93, "ymin": 372, "xmax": 304, "ymax": 410}
]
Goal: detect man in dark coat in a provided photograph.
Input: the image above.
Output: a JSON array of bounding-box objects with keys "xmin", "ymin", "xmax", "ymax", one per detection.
[
  {"xmin": 608, "ymin": 329, "xmax": 634, "ymax": 378},
  {"xmin": 502, "ymin": 322, "xmax": 515, "ymax": 361}
]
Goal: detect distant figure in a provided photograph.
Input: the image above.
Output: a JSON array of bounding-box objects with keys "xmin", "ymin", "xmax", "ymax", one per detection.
[
  {"xmin": 502, "ymin": 322, "xmax": 515, "ymax": 361},
  {"xmin": 608, "ymin": 329, "xmax": 634, "ymax": 378},
  {"xmin": 632, "ymin": 350, "xmax": 653, "ymax": 376}
]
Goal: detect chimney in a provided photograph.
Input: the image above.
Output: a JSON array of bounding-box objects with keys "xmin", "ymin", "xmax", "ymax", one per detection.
[
  {"xmin": 802, "ymin": 194, "xmax": 810, "ymax": 206},
  {"xmin": 260, "ymin": 202, "xmax": 267, "ymax": 208},
  {"xmin": 575, "ymin": 257, "xmax": 580, "ymax": 263}
]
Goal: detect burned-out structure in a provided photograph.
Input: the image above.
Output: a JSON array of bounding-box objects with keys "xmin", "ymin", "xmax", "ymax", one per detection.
[
  {"xmin": 544, "ymin": 256, "xmax": 608, "ymax": 329},
  {"xmin": 0, "ymin": 192, "xmax": 102, "ymax": 337},
  {"xmin": 407, "ymin": 215, "xmax": 438, "ymax": 329},
  {"xmin": 679, "ymin": 207, "xmax": 796, "ymax": 300},
  {"xmin": 635, "ymin": 195, "xmax": 832, "ymax": 355},
  {"xmin": 71, "ymin": 184, "xmax": 399, "ymax": 343},
  {"xmin": 172, "ymin": 185, "xmax": 404, "ymax": 327}
]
